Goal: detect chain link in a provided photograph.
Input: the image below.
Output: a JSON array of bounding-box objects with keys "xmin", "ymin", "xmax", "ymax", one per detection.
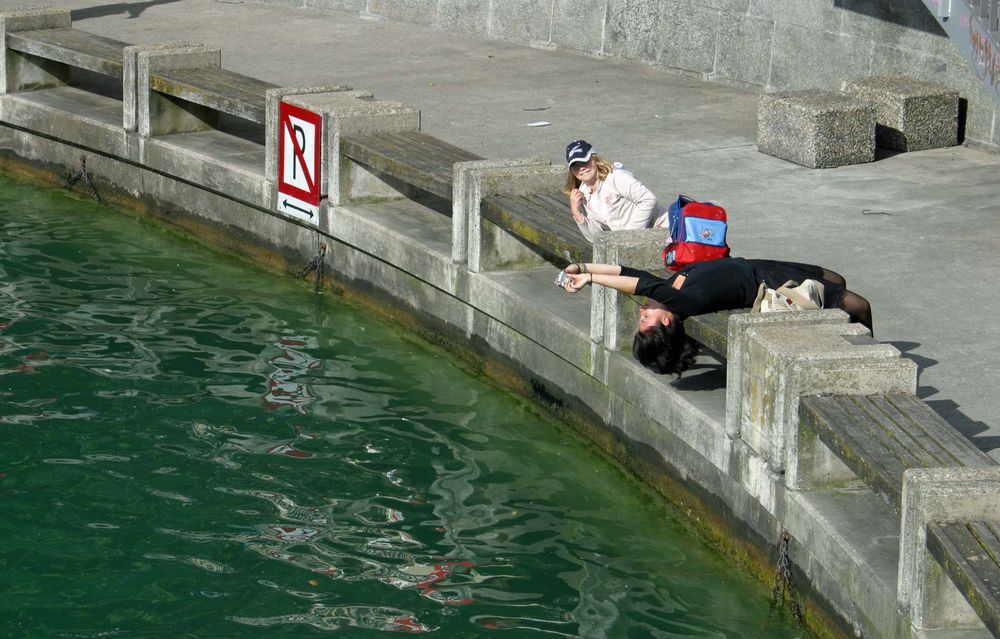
[
  {"xmin": 296, "ymin": 242, "xmax": 327, "ymax": 293},
  {"xmin": 769, "ymin": 531, "xmax": 805, "ymax": 625},
  {"xmin": 65, "ymin": 156, "xmax": 101, "ymax": 202}
]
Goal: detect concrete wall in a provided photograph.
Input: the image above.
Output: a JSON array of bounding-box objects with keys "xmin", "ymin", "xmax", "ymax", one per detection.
[{"xmin": 256, "ymin": 0, "xmax": 999, "ymax": 150}]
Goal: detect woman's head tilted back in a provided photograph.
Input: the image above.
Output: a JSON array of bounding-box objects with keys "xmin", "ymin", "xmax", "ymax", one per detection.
[
  {"xmin": 632, "ymin": 321, "xmax": 699, "ymax": 376},
  {"xmin": 562, "ymin": 139, "xmax": 614, "ymax": 193}
]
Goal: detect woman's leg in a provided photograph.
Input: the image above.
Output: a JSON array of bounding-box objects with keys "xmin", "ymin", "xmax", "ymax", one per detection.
[
  {"xmin": 820, "ymin": 268, "xmax": 846, "ymax": 288},
  {"xmin": 841, "ymin": 290, "xmax": 873, "ymax": 332},
  {"xmin": 819, "ymin": 267, "xmax": 872, "ymax": 331}
]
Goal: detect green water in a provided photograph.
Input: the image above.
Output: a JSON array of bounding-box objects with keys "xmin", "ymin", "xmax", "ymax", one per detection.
[{"xmin": 0, "ymin": 175, "xmax": 804, "ymax": 638}]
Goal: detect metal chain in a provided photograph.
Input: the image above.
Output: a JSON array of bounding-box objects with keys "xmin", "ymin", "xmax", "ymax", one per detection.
[
  {"xmin": 295, "ymin": 242, "xmax": 327, "ymax": 293},
  {"xmin": 65, "ymin": 156, "xmax": 101, "ymax": 202},
  {"xmin": 769, "ymin": 531, "xmax": 805, "ymax": 625}
]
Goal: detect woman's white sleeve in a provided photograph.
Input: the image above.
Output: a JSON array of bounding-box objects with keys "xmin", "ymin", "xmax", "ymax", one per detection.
[
  {"xmin": 611, "ymin": 171, "xmax": 659, "ymax": 229},
  {"xmin": 576, "ymin": 215, "xmax": 597, "ymax": 242}
]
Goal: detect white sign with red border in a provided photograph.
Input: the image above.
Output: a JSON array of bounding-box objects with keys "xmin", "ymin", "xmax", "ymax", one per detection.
[{"xmin": 277, "ymin": 101, "xmax": 322, "ymax": 223}]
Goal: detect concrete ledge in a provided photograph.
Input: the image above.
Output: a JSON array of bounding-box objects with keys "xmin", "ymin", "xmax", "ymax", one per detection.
[
  {"xmin": 1, "ymin": 91, "xmax": 129, "ymax": 157},
  {"xmin": 737, "ymin": 322, "xmax": 916, "ymax": 474},
  {"xmin": 592, "ymin": 229, "xmax": 665, "ymax": 354},
  {"xmin": 304, "ymin": 95, "xmax": 420, "ymax": 206},
  {"xmin": 263, "ymin": 85, "xmax": 354, "ymax": 207},
  {"xmin": 0, "ymin": 7, "xmax": 71, "ymax": 93},
  {"xmin": 789, "ymin": 489, "xmax": 904, "ymax": 639},
  {"xmin": 137, "ymin": 45, "xmax": 221, "ymax": 137},
  {"xmin": 141, "ymin": 133, "xmax": 266, "ymax": 207},
  {"xmin": 457, "ymin": 161, "xmax": 562, "ymax": 272},
  {"xmin": 899, "ymin": 468, "xmax": 1000, "ymax": 632},
  {"xmin": 841, "ymin": 76, "xmax": 959, "ymax": 152},
  {"xmin": 724, "ymin": 309, "xmax": 849, "ymax": 439},
  {"xmin": 123, "ymin": 43, "xmax": 199, "ymax": 133},
  {"xmin": 758, "ymin": 90, "xmax": 875, "ymax": 168}
]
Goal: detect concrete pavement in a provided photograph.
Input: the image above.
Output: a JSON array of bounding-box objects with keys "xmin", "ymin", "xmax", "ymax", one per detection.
[{"xmin": 10, "ymin": 0, "xmax": 1000, "ymax": 451}]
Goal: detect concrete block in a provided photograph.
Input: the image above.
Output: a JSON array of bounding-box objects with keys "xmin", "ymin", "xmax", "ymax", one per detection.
[
  {"xmin": 899, "ymin": 468, "xmax": 1000, "ymax": 631},
  {"xmin": 841, "ymin": 76, "xmax": 959, "ymax": 151},
  {"xmin": 758, "ymin": 90, "xmax": 875, "ymax": 168},
  {"xmin": 725, "ymin": 309, "xmax": 848, "ymax": 439},
  {"xmin": 123, "ymin": 43, "xmax": 199, "ymax": 133},
  {"xmin": 0, "ymin": 7, "xmax": 72, "ymax": 94},
  {"xmin": 279, "ymin": 93, "xmax": 420, "ymax": 206},
  {"xmin": 453, "ymin": 159, "xmax": 552, "ymax": 268},
  {"xmin": 787, "ymin": 489, "xmax": 904, "ymax": 639},
  {"xmin": 263, "ymin": 85, "xmax": 354, "ymax": 207},
  {"xmin": 136, "ymin": 46, "xmax": 221, "ymax": 137},
  {"xmin": 738, "ymin": 322, "xmax": 917, "ymax": 475},
  {"xmin": 592, "ymin": 229, "xmax": 666, "ymax": 352}
]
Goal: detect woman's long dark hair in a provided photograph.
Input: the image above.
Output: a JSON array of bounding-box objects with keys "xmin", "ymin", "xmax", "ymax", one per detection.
[{"xmin": 632, "ymin": 320, "xmax": 700, "ymax": 376}]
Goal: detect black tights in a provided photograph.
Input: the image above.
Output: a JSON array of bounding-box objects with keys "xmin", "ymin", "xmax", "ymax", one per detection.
[{"xmin": 820, "ymin": 268, "xmax": 873, "ymax": 333}]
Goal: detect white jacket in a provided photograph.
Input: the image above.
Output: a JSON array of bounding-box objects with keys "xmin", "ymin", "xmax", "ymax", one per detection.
[{"xmin": 577, "ymin": 169, "xmax": 667, "ymax": 242}]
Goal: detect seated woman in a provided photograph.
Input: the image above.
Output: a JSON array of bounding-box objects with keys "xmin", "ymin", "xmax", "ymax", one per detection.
[
  {"xmin": 558, "ymin": 258, "xmax": 873, "ymax": 376},
  {"xmin": 563, "ymin": 140, "xmax": 668, "ymax": 242}
]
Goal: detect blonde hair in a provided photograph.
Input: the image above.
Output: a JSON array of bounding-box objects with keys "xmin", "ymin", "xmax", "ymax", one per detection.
[{"xmin": 562, "ymin": 154, "xmax": 615, "ymax": 194}]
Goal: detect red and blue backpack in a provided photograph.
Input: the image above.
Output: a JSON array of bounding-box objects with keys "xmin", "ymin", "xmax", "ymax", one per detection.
[{"xmin": 662, "ymin": 195, "xmax": 730, "ymax": 271}]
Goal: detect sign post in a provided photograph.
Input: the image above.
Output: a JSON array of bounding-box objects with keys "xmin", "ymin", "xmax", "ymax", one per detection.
[{"xmin": 277, "ymin": 101, "xmax": 322, "ymax": 223}]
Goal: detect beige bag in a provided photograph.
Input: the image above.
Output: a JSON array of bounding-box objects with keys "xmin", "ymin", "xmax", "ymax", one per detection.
[{"xmin": 752, "ymin": 279, "xmax": 825, "ymax": 313}]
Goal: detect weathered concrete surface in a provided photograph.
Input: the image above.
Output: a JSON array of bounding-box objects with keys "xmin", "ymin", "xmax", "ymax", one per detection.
[
  {"xmin": 758, "ymin": 90, "xmax": 876, "ymax": 168},
  {"xmin": 841, "ymin": 76, "xmax": 960, "ymax": 152}
]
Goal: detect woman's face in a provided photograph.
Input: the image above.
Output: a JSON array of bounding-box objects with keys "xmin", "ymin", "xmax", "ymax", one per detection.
[
  {"xmin": 570, "ymin": 158, "xmax": 597, "ymax": 186},
  {"xmin": 638, "ymin": 306, "xmax": 672, "ymax": 334}
]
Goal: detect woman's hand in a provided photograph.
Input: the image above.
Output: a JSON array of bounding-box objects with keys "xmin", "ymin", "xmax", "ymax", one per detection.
[
  {"xmin": 562, "ymin": 272, "xmax": 591, "ymax": 293},
  {"xmin": 568, "ymin": 189, "xmax": 586, "ymax": 223},
  {"xmin": 564, "ymin": 263, "xmax": 581, "ymax": 275}
]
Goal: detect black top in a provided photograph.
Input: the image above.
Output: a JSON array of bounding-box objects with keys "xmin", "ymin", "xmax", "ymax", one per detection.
[{"xmin": 622, "ymin": 258, "xmax": 840, "ymax": 319}]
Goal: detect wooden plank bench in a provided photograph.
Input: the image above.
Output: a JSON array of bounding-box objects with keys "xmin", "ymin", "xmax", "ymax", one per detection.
[
  {"xmin": 799, "ymin": 393, "xmax": 992, "ymax": 510},
  {"xmin": 800, "ymin": 394, "xmax": 1000, "ymax": 635},
  {"xmin": 5, "ymin": 27, "xmax": 128, "ymax": 78},
  {"xmin": 340, "ymin": 130, "xmax": 483, "ymax": 201},
  {"xmin": 927, "ymin": 521, "xmax": 1000, "ymax": 639},
  {"xmin": 684, "ymin": 309, "xmax": 732, "ymax": 361},
  {"xmin": 149, "ymin": 66, "xmax": 278, "ymax": 125},
  {"xmin": 479, "ymin": 191, "xmax": 591, "ymax": 264}
]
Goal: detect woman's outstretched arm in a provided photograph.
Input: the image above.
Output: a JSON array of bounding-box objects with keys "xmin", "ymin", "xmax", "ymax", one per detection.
[{"xmin": 561, "ymin": 263, "xmax": 639, "ymax": 295}]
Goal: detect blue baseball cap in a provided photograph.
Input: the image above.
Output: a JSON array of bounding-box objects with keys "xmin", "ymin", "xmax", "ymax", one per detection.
[{"xmin": 565, "ymin": 140, "xmax": 594, "ymax": 166}]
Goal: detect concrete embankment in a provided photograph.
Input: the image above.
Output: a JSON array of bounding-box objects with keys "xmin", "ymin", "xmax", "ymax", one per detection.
[{"xmin": 4, "ymin": 5, "xmax": 1000, "ymax": 639}]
